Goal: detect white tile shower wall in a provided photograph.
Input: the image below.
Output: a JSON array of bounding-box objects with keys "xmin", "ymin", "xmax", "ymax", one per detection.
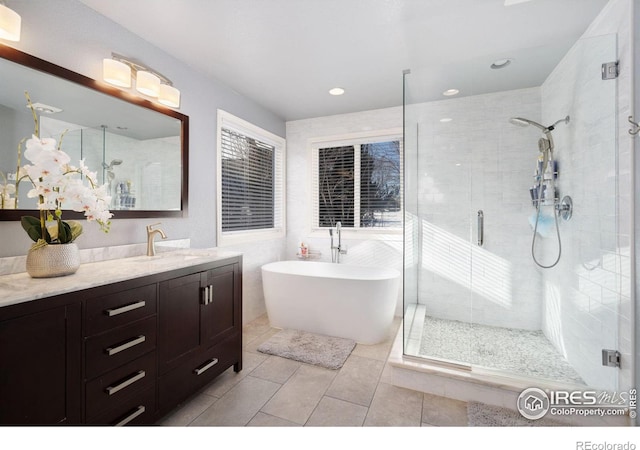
[
  {"xmin": 540, "ymin": 0, "xmax": 632, "ymax": 392},
  {"xmin": 285, "ymin": 108, "xmax": 404, "ymax": 316},
  {"xmin": 100, "ymin": 134, "xmax": 181, "ymax": 211},
  {"xmin": 406, "ymin": 87, "xmax": 543, "ymax": 330}
]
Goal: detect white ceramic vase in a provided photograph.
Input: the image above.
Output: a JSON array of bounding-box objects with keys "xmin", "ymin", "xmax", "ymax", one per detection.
[{"xmin": 26, "ymin": 243, "xmax": 80, "ymax": 278}]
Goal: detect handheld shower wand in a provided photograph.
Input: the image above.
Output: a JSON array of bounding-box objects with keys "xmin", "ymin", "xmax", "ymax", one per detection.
[{"xmin": 509, "ymin": 115, "xmax": 571, "ymax": 269}]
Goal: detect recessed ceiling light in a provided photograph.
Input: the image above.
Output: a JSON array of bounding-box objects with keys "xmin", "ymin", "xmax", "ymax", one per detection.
[
  {"xmin": 440, "ymin": 118, "xmax": 453, "ymax": 123},
  {"xmin": 491, "ymin": 58, "xmax": 512, "ymax": 69},
  {"xmin": 329, "ymin": 87, "xmax": 345, "ymax": 96},
  {"xmin": 442, "ymin": 89, "xmax": 459, "ymax": 96}
]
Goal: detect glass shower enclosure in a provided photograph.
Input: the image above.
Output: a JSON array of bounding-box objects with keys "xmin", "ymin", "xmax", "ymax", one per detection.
[{"xmin": 403, "ymin": 32, "xmax": 623, "ymax": 392}]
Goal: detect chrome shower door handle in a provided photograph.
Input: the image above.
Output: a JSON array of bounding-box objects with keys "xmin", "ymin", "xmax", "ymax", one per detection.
[{"xmin": 477, "ymin": 210, "xmax": 484, "ymax": 247}]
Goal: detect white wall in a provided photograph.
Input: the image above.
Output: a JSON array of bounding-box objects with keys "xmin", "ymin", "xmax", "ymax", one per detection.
[
  {"xmin": 405, "ymin": 87, "xmax": 544, "ymax": 330},
  {"xmin": 0, "ymin": 0, "xmax": 285, "ymax": 258},
  {"xmin": 0, "ymin": 0, "xmax": 287, "ymax": 325},
  {"xmin": 286, "ymin": 107, "xmax": 404, "ymax": 316},
  {"xmin": 540, "ymin": 0, "xmax": 633, "ymax": 392}
]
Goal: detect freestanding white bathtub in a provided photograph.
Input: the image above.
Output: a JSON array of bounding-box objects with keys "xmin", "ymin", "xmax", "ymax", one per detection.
[{"xmin": 261, "ymin": 260, "xmax": 400, "ymax": 345}]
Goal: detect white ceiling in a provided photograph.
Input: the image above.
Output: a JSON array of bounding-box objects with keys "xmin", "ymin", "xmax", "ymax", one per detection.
[{"xmin": 78, "ymin": 0, "xmax": 609, "ymax": 121}]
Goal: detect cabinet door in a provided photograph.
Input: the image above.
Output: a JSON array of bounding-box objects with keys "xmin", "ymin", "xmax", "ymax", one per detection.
[
  {"xmin": 158, "ymin": 272, "xmax": 204, "ymax": 374},
  {"xmin": 0, "ymin": 303, "xmax": 81, "ymax": 425},
  {"xmin": 201, "ymin": 264, "xmax": 237, "ymax": 348}
]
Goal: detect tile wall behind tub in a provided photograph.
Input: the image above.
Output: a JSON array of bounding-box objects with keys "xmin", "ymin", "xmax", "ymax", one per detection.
[
  {"xmin": 407, "ymin": 87, "xmax": 544, "ymax": 331},
  {"xmin": 285, "ymin": 107, "xmax": 405, "ymax": 317}
]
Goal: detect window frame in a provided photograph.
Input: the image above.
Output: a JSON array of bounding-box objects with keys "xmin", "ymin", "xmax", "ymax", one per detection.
[
  {"xmin": 309, "ymin": 128, "xmax": 403, "ymax": 238},
  {"xmin": 216, "ymin": 109, "xmax": 286, "ymax": 246}
]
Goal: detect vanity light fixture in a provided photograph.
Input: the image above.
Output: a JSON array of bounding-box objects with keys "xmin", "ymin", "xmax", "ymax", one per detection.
[
  {"xmin": 442, "ymin": 88, "xmax": 459, "ymax": 96},
  {"xmin": 136, "ymin": 70, "xmax": 161, "ymax": 97},
  {"xmin": 0, "ymin": 2, "xmax": 21, "ymax": 42},
  {"xmin": 102, "ymin": 53, "xmax": 181, "ymax": 108},
  {"xmin": 102, "ymin": 59, "xmax": 131, "ymax": 88}
]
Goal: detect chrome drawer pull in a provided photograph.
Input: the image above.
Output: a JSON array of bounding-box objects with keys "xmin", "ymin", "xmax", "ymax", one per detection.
[
  {"xmin": 193, "ymin": 358, "xmax": 218, "ymax": 375},
  {"xmin": 208, "ymin": 285, "xmax": 213, "ymax": 304},
  {"xmin": 114, "ymin": 405, "xmax": 146, "ymax": 427},
  {"xmin": 105, "ymin": 370, "xmax": 146, "ymax": 396},
  {"xmin": 106, "ymin": 335, "xmax": 146, "ymax": 356},
  {"xmin": 202, "ymin": 286, "xmax": 209, "ymax": 305},
  {"xmin": 105, "ymin": 300, "xmax": 146, "ymax": 317}
]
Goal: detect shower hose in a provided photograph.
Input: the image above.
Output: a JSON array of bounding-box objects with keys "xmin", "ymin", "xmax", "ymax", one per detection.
[{"xmin": 531, "ymin": 182, "xmax": 562, "ymax": 269}]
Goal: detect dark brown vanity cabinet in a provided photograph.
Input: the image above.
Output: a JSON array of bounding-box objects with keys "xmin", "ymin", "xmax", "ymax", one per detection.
[
  {"xmin": 158, "ymin": 263, "xmax": 242, "ymax": 416},
  {"xmin": 0, "ymin": 302, "xmax": 82, "ymax": 425},
  {"xmin": 83, "ymin": 284, "xmax": 158, "ymax": 425},
  {"xmin": 0, "ymin": 255, "xmax": 242, "ymax": 426}
]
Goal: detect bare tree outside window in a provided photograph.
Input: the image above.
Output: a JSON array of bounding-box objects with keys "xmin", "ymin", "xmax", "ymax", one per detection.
[
  {"xmin": 318, "ymin": 146, "xmax": 355, "ymax": 227},
  {"xmin": 317, "ymin": 140, "xmax": 401, "ymax": 229},
  {"xmin": 360, "ymin": 141, "xmax": 401, "ymax": 228}
]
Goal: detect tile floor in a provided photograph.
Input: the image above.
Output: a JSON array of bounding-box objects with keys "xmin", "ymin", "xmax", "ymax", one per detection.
[{"xmin": 158, "ymin": 314, "xmax": 470, "ymax": 427}]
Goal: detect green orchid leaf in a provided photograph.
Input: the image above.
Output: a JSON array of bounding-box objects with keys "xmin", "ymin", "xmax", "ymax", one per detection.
[
  {"xmin": 66, "ymin": 220, "xmax": 83, "ymax": 241},
  {"xmin": 57, "ymin": 219, "xmax": 72, "ymax": 244},
  {"xmin": 21, "ymin": 216, "xmax": 43, "ymax": 242},
  {"xmin": 31, "ymin": 239, "xmax": 48, "ymax": 251}
]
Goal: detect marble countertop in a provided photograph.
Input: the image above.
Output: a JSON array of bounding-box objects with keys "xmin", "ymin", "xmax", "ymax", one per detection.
[{"xmin": 0, "ymin": 248, "xmax": 242, "ymax": 309}]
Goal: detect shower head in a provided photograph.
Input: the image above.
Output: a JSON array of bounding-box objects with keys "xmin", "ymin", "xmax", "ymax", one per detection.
[
  {"xmin": 509, "ymin": 117, "xmax": 547, "ymax": 131},
  {"xmin": 509, "ymin": 116, "xmax": 570, "ymax": 133},
  {"xmin": 102, "ymin": 159, "xmax": 123, "ymax": 170}
]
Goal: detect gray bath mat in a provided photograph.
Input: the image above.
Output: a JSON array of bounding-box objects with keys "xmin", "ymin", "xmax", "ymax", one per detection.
[
  {"xmin": 257, "ymin": 329, "xmax": 356, "ymax": 370},
  {"xmin": 467, "ymin": 402, "xmax": 563, "ymax": 427}
]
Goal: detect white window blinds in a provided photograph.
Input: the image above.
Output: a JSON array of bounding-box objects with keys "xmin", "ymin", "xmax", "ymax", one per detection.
[
  {"xmin": 217, "ymin": 110, "xmax": 285, "ymax": 245},
  {"xmin": 220, "ymin": 128, "xmax": 275, "ymax": 231},
  {"xmin": 312, "ymin": 135, "xmax": 402, "ymax": 230}
]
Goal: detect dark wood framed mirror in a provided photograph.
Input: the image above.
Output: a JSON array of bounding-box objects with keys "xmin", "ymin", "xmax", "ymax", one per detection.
[{"xmin": 0, "ymin": 44, "xmax": 189, "ymax": 220}]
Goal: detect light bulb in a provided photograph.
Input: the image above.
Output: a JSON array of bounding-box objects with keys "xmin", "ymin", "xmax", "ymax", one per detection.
[
  {"xmin": 136, "ymin": 70, "xmax": 161, "ymax": 97},
  {"xmin": 103, "ymin": 59, "xmax": 131, "ymax": 88}
]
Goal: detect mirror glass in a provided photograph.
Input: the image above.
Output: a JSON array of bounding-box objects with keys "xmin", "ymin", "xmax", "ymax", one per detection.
[{"xmin": 0, "ymin": 46, "xmax": 188, "ymax": 219}]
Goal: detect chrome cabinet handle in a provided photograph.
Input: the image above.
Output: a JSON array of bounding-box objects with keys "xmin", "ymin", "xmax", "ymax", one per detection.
[
  {"xmin": 202, "ymin": 286, "xmax": 209, "ymax": 305},
  {"xmin": 193, "ymin": 358, "xmax": 218, "ymax": 375},
  {"xmin": 105, "ymin": 335, "xmax": 146, "ymax": 356},
  {"xmin": 477, "ymin": 210, "xmax": 484, "ymax": 247},
  {"xmin": 105, "ymin": 300, "xmax": 146, "ymax": 317},
  {"xmin": 202, "ymin": 285, "xmax": 214, "ymax": 305},
  {"xmin": 114, "ymin": 405, "xmax": 146, "ymax": 426},
  {"xmin": 105, "ymin": 370, "xmax": 146, "ymax": 396}
]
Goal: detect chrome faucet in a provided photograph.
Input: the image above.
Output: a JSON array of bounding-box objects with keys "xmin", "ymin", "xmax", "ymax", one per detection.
[
  {"xmin": 146, "ymin": 223, "xmax": 167, "ymax": 256},
  {"xmin": 329, "ymin": 221, "xmax": 347, "ymax": 263}
]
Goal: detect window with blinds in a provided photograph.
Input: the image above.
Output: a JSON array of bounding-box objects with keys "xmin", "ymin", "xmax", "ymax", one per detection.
[
  {"xmin": 221, "ymin": 128, "xmax": 275, "ymax": 231},
  {"xmin": 313, "ymin": 135, "xmax": 402, "ymax": 231},
  {"xmin": 217, "ymin": 110, "xmax": 285, "ymax": 245}
]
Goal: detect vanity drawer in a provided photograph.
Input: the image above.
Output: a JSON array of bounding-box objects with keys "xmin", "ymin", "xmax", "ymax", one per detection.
[
  {"xmin": 191, "ymin": 333, "xmax": 239, "ymax": 392},
  {"xmin": 158, "ymin": 333, "xmax": 239, "ymax": 415},
  {"xmin": 87, "ymin": 386, "xmax": 156, "ymax": 426},
  {"xmin": 85, "ymin": 351, "xmax": 156, "ymax": 419},
  {"xmin": 86, "ymin": 284, "xmax": 157, "ymax": 336},
  {"xmin": 85, "ymin": 316, "xmax": 157, "ymax": 379}
]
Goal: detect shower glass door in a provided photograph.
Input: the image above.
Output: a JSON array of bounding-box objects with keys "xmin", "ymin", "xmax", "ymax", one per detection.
[
  {"xmin": 403, "ymin": 31, "xmax": 621, "ymax": 391},
  {"xmin": 402, "ymin": 70, "xmax": 473, "ymax": 365}
]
